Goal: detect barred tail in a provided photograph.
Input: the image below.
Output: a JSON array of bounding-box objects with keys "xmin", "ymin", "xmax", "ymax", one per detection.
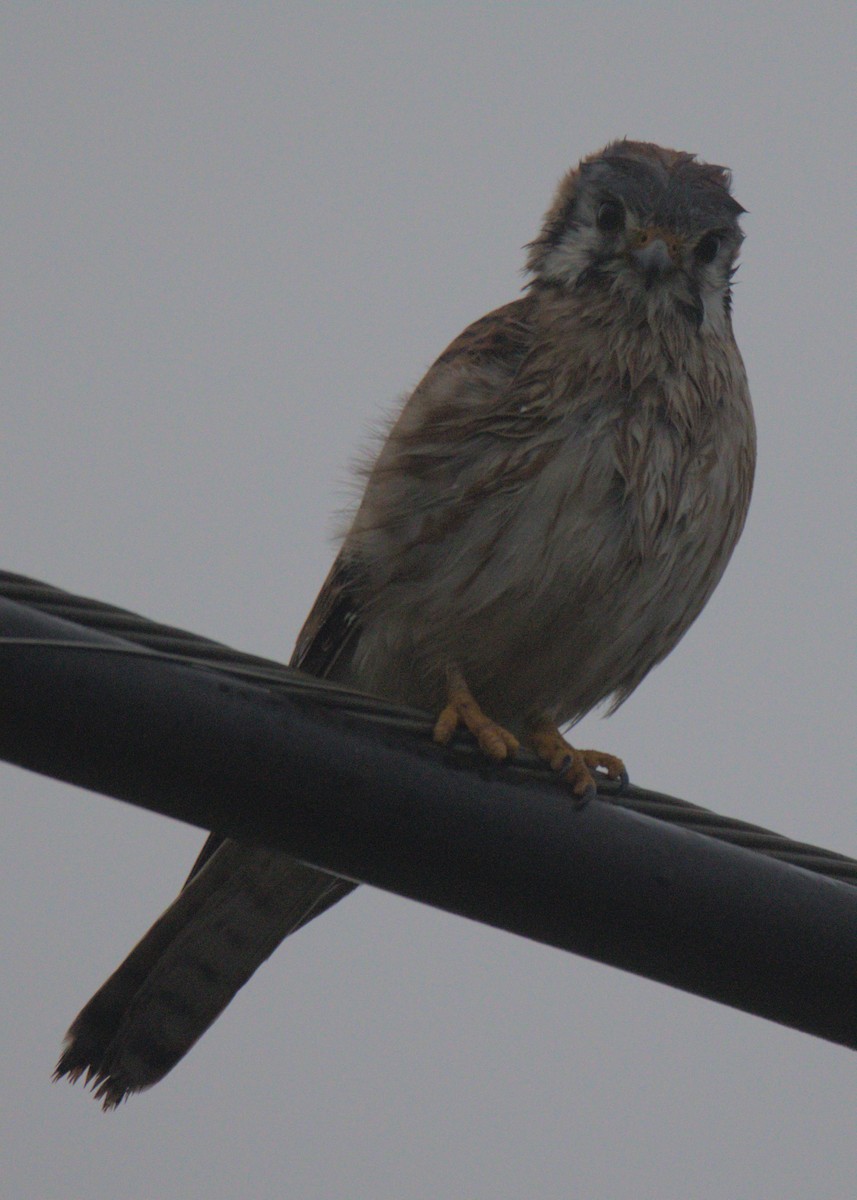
[{"xmin": 55, "ymin": 842, "xmax": 353, "ymax": 1108}]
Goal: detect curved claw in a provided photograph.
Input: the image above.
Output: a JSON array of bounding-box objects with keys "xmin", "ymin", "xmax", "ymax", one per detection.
[
  {"xmin": 596, "ymin": 763, "xmax": 631, "ymax": 793},
  {"xmin": 528, "ymin": 723, "xmax": 626, "ymax": 800},
  {"xmin": 580, "ymin": 749, "xmax": 627, "ymax": 787}
]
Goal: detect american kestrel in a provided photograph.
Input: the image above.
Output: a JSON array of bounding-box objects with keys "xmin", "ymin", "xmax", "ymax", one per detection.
[{"xmin": 56, "ymin": 139, "xmax": 754, "ymax": 1106}]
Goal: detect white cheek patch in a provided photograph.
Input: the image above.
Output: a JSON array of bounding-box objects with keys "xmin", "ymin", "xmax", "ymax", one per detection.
[
  {"xmin": 539, "ymin": 223, "xmax": 733, "ymax": 337},
  {"xmin": 697, "ymin": 268, "xmax": 730, "ymax": 335},
  {"xmin": 540, "ymin": 225, "xmax": 602, "ymax": 287}
]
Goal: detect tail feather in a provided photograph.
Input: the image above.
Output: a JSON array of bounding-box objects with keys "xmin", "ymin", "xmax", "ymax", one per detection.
[{"xmin": 55, "ymin": 842, "xmax": 354, "ymax": 1108}]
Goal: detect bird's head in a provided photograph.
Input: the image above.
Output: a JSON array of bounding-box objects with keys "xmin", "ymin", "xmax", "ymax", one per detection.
[{"xmin": 527, "ymin": 140, "xmax": 745, "ymax": 333}]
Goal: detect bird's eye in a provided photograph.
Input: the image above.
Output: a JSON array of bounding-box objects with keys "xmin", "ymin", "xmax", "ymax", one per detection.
[
  {"xmin": 695, "ymin": 233, "xmax": 721, "ymax": 264},
  {"xmin": 596, "ymin": 200, "xmax": 625, "ymax": 233}
]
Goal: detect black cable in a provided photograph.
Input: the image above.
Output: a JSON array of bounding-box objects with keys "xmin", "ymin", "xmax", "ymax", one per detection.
[
  {"xmin": 3, "ymin": 572, "xmax": 857, "ymax": 1049},
  {"xmin": 2, "ymin": 569, "xmax": 854, "ymax": 885}
]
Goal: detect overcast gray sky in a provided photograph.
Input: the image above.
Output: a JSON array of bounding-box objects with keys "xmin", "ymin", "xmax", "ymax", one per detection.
[{"xmin": 3, "ymin": 5, "xmax": 856, "ymax": 1198}]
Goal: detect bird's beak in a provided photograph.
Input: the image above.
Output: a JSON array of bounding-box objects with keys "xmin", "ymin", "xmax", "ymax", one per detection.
[{"xmin": 630, "ymin": 227, "xmax": 681, "ymax": 285}]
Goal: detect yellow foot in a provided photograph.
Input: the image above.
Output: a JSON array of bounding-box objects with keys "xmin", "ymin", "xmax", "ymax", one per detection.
[
  {"xmin": 433, "ymin": 666, "xmax": 520, "ymax": 761},
  {"xmin": 528, "ymin": 722, "xmax": 626, "ymax": 799}
]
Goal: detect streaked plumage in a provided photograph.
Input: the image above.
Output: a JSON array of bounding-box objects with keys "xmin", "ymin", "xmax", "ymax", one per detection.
[{"xmin": 56, "ymin": 140, "xmax": 754, "ymax": 1106}]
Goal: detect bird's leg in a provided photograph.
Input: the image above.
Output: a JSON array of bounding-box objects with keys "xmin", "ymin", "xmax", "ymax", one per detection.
[
  {"xmin": 433, "ymin": 665, "xmax": 520, "ymax": 760},
  {"xmin": 528, "ymin": 720, "xmax": 627, "ymax": 799}
]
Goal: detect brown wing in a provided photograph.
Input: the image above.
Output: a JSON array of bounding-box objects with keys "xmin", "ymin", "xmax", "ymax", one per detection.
[
  {"xmin": 431, "ymin": 295, "xmax": 536, "ymax": 371},
  {"xmin": 290, "ymin": 553, "xmax": 364, "ymax": 677},
  {"xmin": 58, "ymin": 296, "xmax": 539, "ymax": 1105},
  {"xmin": 185, "ymin": 297, "xmax": 537, "ymax": 887},
  {"xmin": 415, "ymin": 296, "xmax": 539, "ymax": 439}
]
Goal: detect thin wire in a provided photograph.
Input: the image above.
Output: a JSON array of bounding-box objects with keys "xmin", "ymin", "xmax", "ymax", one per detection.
[{"xmin": 3, "ymin": 570, "xmax": 855, "ymax": 887}]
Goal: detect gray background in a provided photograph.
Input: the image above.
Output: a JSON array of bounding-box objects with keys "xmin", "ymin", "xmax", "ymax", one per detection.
[{"xmin": 3, "ymin": 4, "xmax": 856, "ymax": 1198}]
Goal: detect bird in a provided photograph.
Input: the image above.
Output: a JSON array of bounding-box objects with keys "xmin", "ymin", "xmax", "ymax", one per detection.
[{"xmin": 55, "ymin": 139, "xmax": 755, "ymax": 1107}]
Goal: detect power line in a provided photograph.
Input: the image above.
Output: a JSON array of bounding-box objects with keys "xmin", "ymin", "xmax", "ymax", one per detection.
[{"xmin": 2, "ymin": 571, "xmax": 856, "ymax": 1050}]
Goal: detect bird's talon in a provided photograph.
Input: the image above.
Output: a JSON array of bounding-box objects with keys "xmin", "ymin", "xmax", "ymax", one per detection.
[
  {"xmin": 433, "ymin": 705, "xmax": 459, "ymax": 746},
  {"xmin": 601, "ymin": 766, "xmax": 631, "ymax": 793},
  {"xmin": 579, "ymin": 749, "xmax": 627, "ymax": 783},
  {"xmin": 528, "ymin": 723, "xmax": 625, "ymax": 801},
  {"xmin": 433, "ymin": 670, "xmax": 519, "ymax": 763},
  {"xmin": 567, "ymin": 764, "xmax": 596, "ymax": 797},
  {"xmin": 573, "ymin": 780, "xmax": 597, "ymax": 809}
]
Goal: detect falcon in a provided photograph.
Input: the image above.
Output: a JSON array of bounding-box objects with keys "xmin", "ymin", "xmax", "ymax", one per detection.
[{"xmin": 56, "ymin": 139, "xmax": 754, "ymax": 1106}]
